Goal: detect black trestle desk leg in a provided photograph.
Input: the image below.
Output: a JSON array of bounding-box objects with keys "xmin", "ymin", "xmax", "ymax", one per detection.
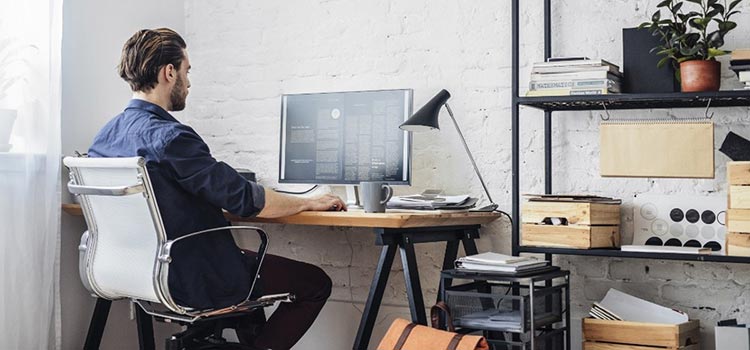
[
  {"xmin": 460, "ymin": 230, "xmax": 480, "ymax": 256},
  {"xmin": 353, "ymin": 244, "xmax": 398, "ymax": 350},
  {"xmin": 438, "ymin": 239, "xmax": 460, "ymax": 303},
  {"xmin": 135, "ymin": 305, "xmax": 155, "ymax": 350},
  {"xmin": 83, "ymin": 298, "xmax": 111, "ymax": 350},
  {"xmin": 400, "ymin": 235, "xmax": 427, "ymax": 325}
]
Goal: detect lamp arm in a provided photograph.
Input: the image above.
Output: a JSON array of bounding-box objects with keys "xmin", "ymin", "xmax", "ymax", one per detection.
[{"xmin": 444, "ymin": 102, "xmax": 495, "ymax": 205}]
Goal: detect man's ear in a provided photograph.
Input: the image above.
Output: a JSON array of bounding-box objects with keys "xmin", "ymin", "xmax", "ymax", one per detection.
[{"xmin": 164, "ymin": 63, "xmax": 176, "ymax": 82}]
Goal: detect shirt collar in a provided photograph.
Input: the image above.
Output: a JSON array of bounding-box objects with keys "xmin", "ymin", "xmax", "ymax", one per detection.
[{"xmin": 125, "ymin": 99, "xmax": 178, "ymax": 123}]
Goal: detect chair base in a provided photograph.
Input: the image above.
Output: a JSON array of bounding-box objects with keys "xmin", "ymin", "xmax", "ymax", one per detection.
[
  {"xmin": 83, "ymin": 298, "xmax": 267, "ymax": 350},
  {"xmin": 165, "ymin": 312, "xmax": 265, "ymax": 350}
]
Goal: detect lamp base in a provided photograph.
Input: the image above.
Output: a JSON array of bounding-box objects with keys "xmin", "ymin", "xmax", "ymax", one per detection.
[{"xmin": 472, "ymin": 203, "xmax": 499, "ymax": 212}]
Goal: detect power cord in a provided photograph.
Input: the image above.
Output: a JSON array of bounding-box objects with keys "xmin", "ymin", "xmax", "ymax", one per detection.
[
  {"xmin": 492, "ymin": 208, "xmax": 513, "ymax": 226},
  {"xmin": 273, "ymin": 185, "xmax": 319, "ymax": 195}
]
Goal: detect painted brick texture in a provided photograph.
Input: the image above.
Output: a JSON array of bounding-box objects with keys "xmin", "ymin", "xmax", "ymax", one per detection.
[{"xmin": 183, "ymin": 1, "xmax": 750, "ymax": 348}]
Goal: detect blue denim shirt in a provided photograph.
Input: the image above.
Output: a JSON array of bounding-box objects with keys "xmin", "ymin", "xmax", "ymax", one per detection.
[{"xmin": 89, "ymin": 99, "xmax": 266, "ymax": 309}]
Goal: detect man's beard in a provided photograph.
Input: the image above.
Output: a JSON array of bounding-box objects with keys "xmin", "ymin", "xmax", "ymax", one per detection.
[{"xmin": 170, "ymin": 75, "xmax": 187, "ymax": 111}]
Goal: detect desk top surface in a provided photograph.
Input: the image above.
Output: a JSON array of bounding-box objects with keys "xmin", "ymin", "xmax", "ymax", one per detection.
[{"xmin": 62, "ymin": 203, "xmax": 500, "ymax": 229}]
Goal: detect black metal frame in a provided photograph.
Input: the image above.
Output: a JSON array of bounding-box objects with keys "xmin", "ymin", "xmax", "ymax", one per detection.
[
  {"xmin": 439, "ymin": 268, "xmax": 571, "ymax": 349},
  {"xmin": 510, "ymin": 0, "xmax": 750, "ymax": 263},
  {"xmin": 353, "ymin": 225, "xmax": 482, "ymax": 350}
]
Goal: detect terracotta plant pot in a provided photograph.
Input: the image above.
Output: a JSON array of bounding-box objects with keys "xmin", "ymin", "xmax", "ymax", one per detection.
[{"xmin": 679, "ymin": 60, "xmax": 721, "ymax": 92}]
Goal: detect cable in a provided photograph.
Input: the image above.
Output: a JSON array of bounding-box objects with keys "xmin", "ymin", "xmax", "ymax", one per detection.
[
  {"xmin": 273, "ymin": 185, "xmax": 318, "ymax": 195},
  {"xmin": 492, "ymin": 208, "xmax": 513, "ymax": 226}
]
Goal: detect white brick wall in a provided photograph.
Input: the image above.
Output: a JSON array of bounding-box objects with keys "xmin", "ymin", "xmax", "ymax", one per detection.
[{"xmin": 183, "ymin": 1, "xmax": 750, "ymax": 349}]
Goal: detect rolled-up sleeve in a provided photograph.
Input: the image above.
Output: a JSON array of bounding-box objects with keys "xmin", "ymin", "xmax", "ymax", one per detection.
[{"xmin": 160, "ymin": 127, "xmax": 265, "ymax": 217}]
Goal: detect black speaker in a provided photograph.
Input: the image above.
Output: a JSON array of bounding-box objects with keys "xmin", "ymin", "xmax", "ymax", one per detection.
[{"xmin": 622, "ymin": 27, "xmax": 680, "ymax": 93}]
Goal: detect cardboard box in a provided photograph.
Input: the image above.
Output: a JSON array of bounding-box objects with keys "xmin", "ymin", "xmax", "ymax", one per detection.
[
  {"xmin": 521, "ymin": 224, "xmax": 620, "ymax": 249},
  {"xmin": 582, "ymin": 318, "xmax": 700, "ymax": 350},
  {"xmin": 716, "ymin": 325, "xmax": 750, "ymax": 350}
]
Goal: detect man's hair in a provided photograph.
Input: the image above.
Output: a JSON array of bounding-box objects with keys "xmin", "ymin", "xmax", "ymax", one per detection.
[{"xmin": 118, "ymin": 28, "xmax": 187, "ymax": 92}]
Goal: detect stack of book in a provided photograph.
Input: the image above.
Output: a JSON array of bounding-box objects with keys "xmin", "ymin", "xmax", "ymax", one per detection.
[
  {"xmin": 730, "ymin": 49, "xmax": 750, "ymax": 89},
  {"xmin": 527, "ymin": 57, "xmax": 623, "ymax": 97},
  {"xmin": 454, "ymin": 252, "xmax": 548, "ymax": 273}
]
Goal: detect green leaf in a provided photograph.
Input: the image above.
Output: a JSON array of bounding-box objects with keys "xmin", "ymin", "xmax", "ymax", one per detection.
[
  {"xmin": 706, "ymin": 9, "xmax": 720, "ymax": 17},
  {"xmin": 686, "ymin": 0, "xmax": 703, "ymax": 4},
  {"xmin": 719, "ymin": 21, "xmax": 737, "ymax": 32},
  {"xmin": 710, "ymin": 3, "xmax": 725, "ymax": 14},
  {"xmin": 728, "ymin": 0, "xmax": 743, "ymax": 12},
  {"xmin": 707, "ymin": 30, "xmax": 725, "ymax": 47},
  {"xmin": 657, "ymin": 0, "xmax": 672, "ymax": 7},
  {"xmin": 657, "ymin": 56, "xmax": 672, "ymax": 68},
  {"xmin": 652, "ymin": 10, "xmax": 662, "ymax": 22},
  {"xmin": 708, "ymin": 48, "xmax": 729, "ymax": 58},
  {"xmin": 673, "ymin": 2, "xmax": 684, "ymax": 12}
]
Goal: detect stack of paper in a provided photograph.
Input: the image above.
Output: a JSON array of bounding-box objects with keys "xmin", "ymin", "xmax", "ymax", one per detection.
[
  {"xmin": 387, "ymin": 194, "xmax": 477, "ymax": 210},
  {"xmin": 455, "ymin": 252, "xmax": 548, "ymax": 273},
  {"xmin": 589, "ymin": 289, "xmax": 689, "ymax": 324}
]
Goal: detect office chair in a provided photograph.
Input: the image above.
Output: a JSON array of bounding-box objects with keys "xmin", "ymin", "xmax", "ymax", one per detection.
[{"xmin": 64, "ymin": 156, "xmax": 292, "ymax": 350}]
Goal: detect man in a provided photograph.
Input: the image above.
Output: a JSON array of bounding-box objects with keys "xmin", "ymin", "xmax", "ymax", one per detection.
[{"xmin": 88, "ymin": 28, "xmax": 346, "ymax": 350}]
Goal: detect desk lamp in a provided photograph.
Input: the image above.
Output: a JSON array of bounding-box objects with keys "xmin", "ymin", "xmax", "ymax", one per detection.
[{"xmin": 400, "ymin": 89, "xmax": 498, "ymax": 212}]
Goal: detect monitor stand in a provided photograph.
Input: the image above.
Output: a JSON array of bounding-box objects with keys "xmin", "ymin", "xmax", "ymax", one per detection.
[{"xmin": 345, "ymin": 185, "xmax": 363, "ymax": 209}]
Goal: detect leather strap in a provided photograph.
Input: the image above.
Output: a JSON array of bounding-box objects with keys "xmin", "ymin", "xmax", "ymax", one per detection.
[
  {"xmin": 393, "ymin": 323, "xmax": 417, "ymax": 350},
  {"xmin": 447, "ymin": 333, "xmax": 465, "ymax": 350},
  {"xmin": 430, "ymin": 301, "xmax": 455, "ymax": 332}
]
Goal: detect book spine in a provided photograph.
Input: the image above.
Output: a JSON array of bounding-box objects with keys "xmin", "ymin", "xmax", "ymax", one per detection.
[{"xmin": 529, "ymin": 79, "xmax": 617, "ymax": 90}]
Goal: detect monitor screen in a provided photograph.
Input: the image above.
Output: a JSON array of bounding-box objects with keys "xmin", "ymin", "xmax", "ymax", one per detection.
[{"xmin": 279, "ymin": 89, "xmax": 412, "ymax": 185}]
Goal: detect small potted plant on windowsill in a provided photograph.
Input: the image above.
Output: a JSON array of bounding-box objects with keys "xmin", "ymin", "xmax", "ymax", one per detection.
[
  {"xmin": 0, "ymin": 24, "xmax": 32, "ymax": 152},
  {"xmin": 639, "ymin": 0, "xmax": 743, "ymax": 92}
]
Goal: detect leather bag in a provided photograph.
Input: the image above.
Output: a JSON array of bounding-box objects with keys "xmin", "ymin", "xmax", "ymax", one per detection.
[{"xmin": 377, "ymin": 302, "xmax": 490, "ymax": 350}]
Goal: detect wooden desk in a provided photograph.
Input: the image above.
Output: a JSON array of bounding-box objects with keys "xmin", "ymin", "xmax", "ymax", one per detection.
[{"xmin": 63, "ymin": 203, "xmax": 500, "ymax": 349}]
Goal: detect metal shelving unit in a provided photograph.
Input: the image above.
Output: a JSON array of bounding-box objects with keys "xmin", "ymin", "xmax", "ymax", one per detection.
[
  {"xmin": 440, "ymin": 268, "xmax": 570, "ymax": 350},
  {"xmin": 509, "ymin": 0, "xmax": 750, "ymax": 262}
]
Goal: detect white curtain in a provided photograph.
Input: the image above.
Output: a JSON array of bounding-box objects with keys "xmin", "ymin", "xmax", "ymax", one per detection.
[{"xmin": 0, "ymin": 0, "xmax": 63, "ymax": 348}]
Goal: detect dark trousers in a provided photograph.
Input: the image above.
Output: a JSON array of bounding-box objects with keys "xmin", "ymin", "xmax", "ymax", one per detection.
[{"xmin": 239, "ymin": 251, "xmax": 332, "ymax": 350}]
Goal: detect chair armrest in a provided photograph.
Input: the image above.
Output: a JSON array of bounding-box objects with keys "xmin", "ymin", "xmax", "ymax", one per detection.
[
  {"xmin": 68, "ymin": 181, "xmax": 145, "ymax": 196},
  {"xmin": 161, "ymin": 226, "xmax": 269, "ymax": 302}
]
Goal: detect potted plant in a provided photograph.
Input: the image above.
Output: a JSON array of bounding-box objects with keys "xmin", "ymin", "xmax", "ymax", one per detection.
[
  {"xmin": 639, "ymin": 0, "xmax": 743, "ymax": 92},
  {"xmin": 0, "ymin": 24, "xmax": 32, "ymax": 152}
]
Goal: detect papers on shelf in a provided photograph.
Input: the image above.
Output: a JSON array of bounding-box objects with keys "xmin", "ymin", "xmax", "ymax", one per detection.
[
  {"xmin": 621, "ymin": 245, "xmax": 712, "ymax": 255},
  {"xmin": 589, "ymin": 289, "xmax": 689, "ymax": 325},
  {"xmin": 455, "ymin": 252, "xmax": 548, "ymax": 273}
]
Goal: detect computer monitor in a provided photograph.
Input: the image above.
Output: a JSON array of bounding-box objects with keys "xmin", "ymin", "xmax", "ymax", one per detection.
[{"xmin": 279, "ymin": 89, "xmax": 412, "ymax": 185}]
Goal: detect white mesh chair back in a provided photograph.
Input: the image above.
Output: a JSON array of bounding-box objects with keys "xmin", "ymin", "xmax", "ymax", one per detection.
[{"xmin": 64, "ymin": 157, "xmax": 165, "ymax": 303}]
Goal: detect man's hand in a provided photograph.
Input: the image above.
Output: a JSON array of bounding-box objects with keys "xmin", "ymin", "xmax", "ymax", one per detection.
[
  {"xmin": 306, "ymin": 194, "xmax": 347, "ymax": 212},
  {"xmin": 258, "ymin": 189, "xmax": 347, "ymax": 218}
]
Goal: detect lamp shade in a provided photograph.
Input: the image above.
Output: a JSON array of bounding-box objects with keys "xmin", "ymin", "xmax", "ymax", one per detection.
[{"xmin": 399, "ymin": 89, "xmax": 451, "ymax": 132}]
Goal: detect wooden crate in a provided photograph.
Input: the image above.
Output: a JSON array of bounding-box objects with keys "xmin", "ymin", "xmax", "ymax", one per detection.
[
  {"xmin": 727, "ymin": 209, "xmax": 750, "ymax": 233},
  {"xmin": 728, "ymin": 161, "xmax": 750, "ymax": 186},
  {"xmin": 727, "ymin": 232, "xmax": 750, "ymax": 257},
  {"xmin": 521, "ymin": 224, "xmax": 620, "ymax": 249},
  {"xmin": 583, "ymin": 318, "xmax": 700, "ymax": 350},
  {"xmin": 522, "ymin": 201, "xmax": 620, "ymax": 226},
  {"xmin": 729, "ymin": 186, "xmax": 750, "ymax": 209}
]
